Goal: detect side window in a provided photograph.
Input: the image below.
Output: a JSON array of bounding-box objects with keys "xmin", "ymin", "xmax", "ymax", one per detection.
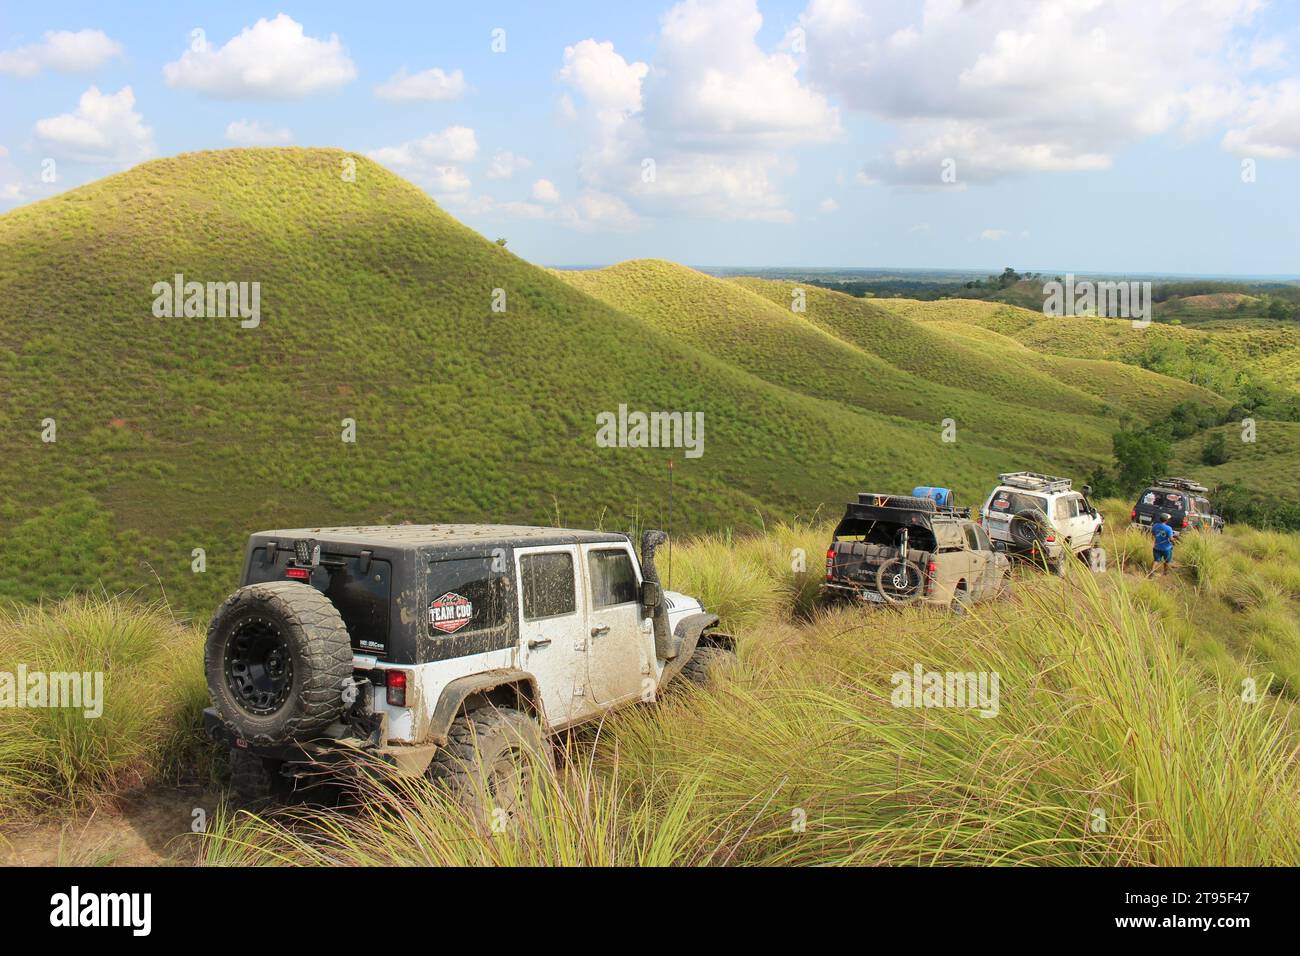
[
  {"xmin": 588, "ymin": 549, "xmax": 638, "ymax": 608},
  {"xmin": 963, "ymin": 524, "xmax": 982, "ymax": 550},
  {"xmin": 427, "ymin": 557, "xmax": 509, "ymax": 638},
  {"xmin": 1053, "ymin": 497, "xmax": 1072, "ymax": 521},
  {"xmin": 520, "ymin": 552, "xmax": 576, "ymax": 620},
  {"xmin": 972, "ymin": 525, "xmax": 991, "ymax": 551}
]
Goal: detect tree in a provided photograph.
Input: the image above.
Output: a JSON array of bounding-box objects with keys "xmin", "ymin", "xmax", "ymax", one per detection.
[
  {"xmin": 1201, "ymin": 431, "xmax": 1229, "ymax": 466},
  {"xmin": 1112, "ymin": 430, "xmax": 1172, "ymax": 492}
]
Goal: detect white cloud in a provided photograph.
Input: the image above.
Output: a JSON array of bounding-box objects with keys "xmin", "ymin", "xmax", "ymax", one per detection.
[
  {"xmin": 558, "ymin": 0, "xmax": 836, "ymax": 224},
  {"xmin": 1221, "ymin": 80, "xmax": 1300, "ymax": 158},
  {"xmin": 979, "ymin": 229, "xmax": 1008, "ymax": 241},
  {"xmin": 0, "ymin": 29, "xmax": 123, "ymax": 77},
  {"xmin": 819, "ymin": 197, "xmax": 838, "ymax": 213},
  {"xmin": 35, "ymin": 86, "xmax": 154, "ymax": 164},
  {"xmin": 369, "ymin": 125, "xmax": 478, "ymax": 166},
  {"xmin": 795, "ymin": 0, "xmax": 1283, "ymax": 184},
  {"xmin": 368, "ymin": 126, "xmax": 478, "ymax": 195},
  {"xmin": 532, "ymin": 178, "xmax": 561, "ymax": 203},
  {"xmin": 559, "ymin": 40, "xmax": 648, "ymax": 124},
  {"xmin": 645, "ymin": 0, "xmax": 839, "ymax": 149},
  {"xmin": 162, "ymin": 14, "xmax": 356, "ymax": 98},
  {"xmin": 486, "ymin": 150, "xmax": 532, "ymax": 180},
  {"xmin": 557, "ymin": 191, "xmax": 639, "ymax": 231},
  {"xmin": 225, "ymin": 119, "xmax": 293, "ymax": 145},
  {"xmin": 375, "ymin": 67, "xmax": 467, "ymax": 101}
]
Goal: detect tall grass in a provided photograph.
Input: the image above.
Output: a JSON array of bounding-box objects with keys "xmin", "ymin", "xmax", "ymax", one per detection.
[
  {"xmin": 201, "ymin": 544, "xmax": 1300, "ymax": 866},
  {"xmin": 0, "ymin": 596, "xmax": 207, "ymax": 819}
]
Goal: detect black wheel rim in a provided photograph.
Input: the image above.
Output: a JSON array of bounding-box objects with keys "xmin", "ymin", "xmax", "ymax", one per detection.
[{"xmin": 225, "ymin": 616, "xmax": 294, "ymax": 715}]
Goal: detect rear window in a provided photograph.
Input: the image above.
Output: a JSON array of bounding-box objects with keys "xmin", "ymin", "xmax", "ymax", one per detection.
[
  {"xmin": 1139, "ymin": 489, "xmax": 1186, "ymax": 511},
  {"xmin": 427, "ymin": 557, "xmax": 510, "ymax": 638},
  {"xmin": 520, "ymin": 552, "xmax": 577, "ymax": 620},
  {"xmin": 588, "ymin": 549, "xmax": 638, "ymax": 608},
  {"xmin": 987, "ymin": 491, "xmax": 1047, "ymax": 515}
]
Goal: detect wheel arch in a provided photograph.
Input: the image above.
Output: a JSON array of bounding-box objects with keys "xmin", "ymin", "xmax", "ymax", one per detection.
[{"xmin": 428, "ymin": 669, "xmax": 542, "ymax": 745}]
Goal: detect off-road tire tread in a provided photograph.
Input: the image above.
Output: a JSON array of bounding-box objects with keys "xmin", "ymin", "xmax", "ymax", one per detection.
[
  {"xmin": 679, "ymin": 645, "xmax": 737, "ymax": 685},
  {"xmin": 427, "ymin": 707, "xmax": 545, "ymax": 804},
  {"xmin": 205, "ymin": 581, "xmax": 353, "ymax": 747}
]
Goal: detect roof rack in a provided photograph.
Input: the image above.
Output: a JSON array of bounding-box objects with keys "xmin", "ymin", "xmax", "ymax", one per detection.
[
  {"xmin": 856, "ymin": 492, "xmax": 937, "ymax": 512},
  {"xmin": 997, "ymin": 471, "xmax": 1073, "ymax": 494},
  {"xmin": 1154, "ymin": 477, "xmax": 1209, "ymax": 494}
]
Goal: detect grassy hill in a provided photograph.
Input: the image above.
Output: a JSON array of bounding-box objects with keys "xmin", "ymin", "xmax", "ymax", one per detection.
[{"xmin": 0, "ymin": 148, "xmax": 1289, "ymax": 615}]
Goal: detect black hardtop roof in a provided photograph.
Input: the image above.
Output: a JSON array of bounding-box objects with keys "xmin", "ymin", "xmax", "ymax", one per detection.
[{"xmin": 250, "ymin": 524, "xmax": 630, "ymax": 550}]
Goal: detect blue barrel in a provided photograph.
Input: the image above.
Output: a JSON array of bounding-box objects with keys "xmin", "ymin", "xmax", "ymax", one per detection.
[{"xmin": 912, "ymin": 486, "xmax": 954, "ymax": 508}]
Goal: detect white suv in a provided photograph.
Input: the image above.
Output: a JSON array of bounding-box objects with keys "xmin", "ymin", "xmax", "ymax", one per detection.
[{"xmin": 979, "ymin": 472, "xmax": 1103, "ymax": 571}]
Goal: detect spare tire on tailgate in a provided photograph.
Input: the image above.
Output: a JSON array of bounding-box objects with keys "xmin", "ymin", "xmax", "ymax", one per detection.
[
  {"xmin": 1009, "ymin": 508, "xmax": 1050, "ymax": 548},
  {"xmin": 205, "ymin": 581, "xmax": 353, "ymax": 747}
]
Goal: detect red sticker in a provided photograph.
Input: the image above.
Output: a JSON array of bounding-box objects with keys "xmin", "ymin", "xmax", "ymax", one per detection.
[{"xmin": 429, "ymin": 592, "xmax": 473, "ymax": 634}]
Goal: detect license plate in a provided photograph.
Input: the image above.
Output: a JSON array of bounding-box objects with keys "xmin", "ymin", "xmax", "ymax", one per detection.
[
  {"xmin": 860, "ymin": 590, "xmax": 884, "ymax": 603},
  {"xmin": 234, "ymin": 737, "xmax": 248, "ymax": 749}
]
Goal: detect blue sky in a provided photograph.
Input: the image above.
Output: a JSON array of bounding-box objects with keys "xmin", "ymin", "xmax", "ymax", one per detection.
[{"xmin": 2, "ymin": 0, "xmax": 1299, "ymax": 274}]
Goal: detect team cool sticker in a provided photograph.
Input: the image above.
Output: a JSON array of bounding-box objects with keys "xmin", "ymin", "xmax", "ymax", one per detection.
[{"xmin": 429, "ymin": 592, "xmax": 473, "ymax": 634}]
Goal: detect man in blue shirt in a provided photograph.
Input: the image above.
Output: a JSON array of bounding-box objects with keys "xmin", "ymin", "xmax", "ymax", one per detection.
[{"xmin": 1147, "ymin": 512, "xmax": 1178, "ymax": 577}]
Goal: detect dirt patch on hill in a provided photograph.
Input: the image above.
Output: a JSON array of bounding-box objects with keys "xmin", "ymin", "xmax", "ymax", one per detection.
[{"xmin": 1174, "ymin": 292, "xmax": 1258, "ymax": 310}]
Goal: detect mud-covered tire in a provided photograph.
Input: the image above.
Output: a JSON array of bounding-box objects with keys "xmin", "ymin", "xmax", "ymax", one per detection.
[
  {"xmin": 427, "ymin": 707, "xmax": 547, "ymax": 823},
  {"xmin": 950, "ymin": 587, "xmax": 971, "ymax": 615},
  {"xmin": 205, "ymin": 581, "xmax": 353, "ymax": 747},
  {"xmin": 227, "ymin": 746, "xmax": 292, "ymax": 807},
  {"xmin": 679, "ymin": 644, "xmax": 737, "ymax": 686}
]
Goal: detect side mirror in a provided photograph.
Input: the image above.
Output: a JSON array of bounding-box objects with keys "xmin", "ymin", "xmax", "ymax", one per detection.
[
  {"xmin": 640, "ymin": 580, "xmax": 662, "ymax": 614},
  {"xmin": 1081, "ymin": 485, "xmax": 1092, "ymax": 496}
]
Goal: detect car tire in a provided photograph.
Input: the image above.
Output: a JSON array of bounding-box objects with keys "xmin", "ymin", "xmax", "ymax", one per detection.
[
  {"xmin": 951, "ymin": 587, "xmax": 971, "ymax": 615},
  {"xmin": 679, "ymin": 644, "xmax": 738, "ymax": 686},
  {"xmin": 427, "ymin": 707, "xmax": 548, "ymax": 825},
  {"xmin": 227, "ymin": 746, "xmax": 293, "ymax": 807},
  {"xmin": 205, "ymin": 581, "xmax": 354, "ymax": 748}
]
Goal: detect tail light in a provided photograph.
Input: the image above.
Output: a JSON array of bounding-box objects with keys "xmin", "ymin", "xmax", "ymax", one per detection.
[
  {"xmin": 924, "ymin": 561, "xmax": 937, "ymax": 595},
  {"xmin": 1181, "ymin": 517, "xmax": 1189, "ymax": 529},
  {"xmin": 1044, "ymin": 532, "xmax": 1056, "ymax": 543},
  {"xmin": 386, "ymin": 670, "xmax": 408, "ymax": 707},
  {"xmin": 285, "ymin": 567, "xmax": 310, "ymax": 581},
  {"xmin": 1130, "ymin": 509, "xmax": 1136, "ymax": 521},
  {"xmin": 825, "ymin": 547, "xmax": 835, "ymax": 580}
]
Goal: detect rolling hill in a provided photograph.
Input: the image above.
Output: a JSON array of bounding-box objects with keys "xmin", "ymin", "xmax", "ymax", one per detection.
[{"xmin": 0, "ymin": 148, "xmax": 1287, "ymax": 614}]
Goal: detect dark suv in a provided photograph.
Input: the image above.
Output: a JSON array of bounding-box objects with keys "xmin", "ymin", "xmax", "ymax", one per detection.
[{"xmin": 1131, "ymin": 478, "xmax": 1223, "ymax": 532}]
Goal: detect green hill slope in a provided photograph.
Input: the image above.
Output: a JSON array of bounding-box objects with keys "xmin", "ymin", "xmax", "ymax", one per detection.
[
  {"xmin": 556, "ymin": 260, "xmax": 1114, "ymax": 458},
  {"xmin": 732, "ymin": 279, "xmax": 1230, "ymax": 421},
  {"xmin": 0, "ymin": 149, "xmax": 1007, "ymax": 612}
]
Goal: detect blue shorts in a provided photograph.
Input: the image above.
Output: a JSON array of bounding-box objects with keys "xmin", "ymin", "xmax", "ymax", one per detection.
[{"xmin": 1153, "ymin": 547, "xmax": 1173, "ymax": 563}]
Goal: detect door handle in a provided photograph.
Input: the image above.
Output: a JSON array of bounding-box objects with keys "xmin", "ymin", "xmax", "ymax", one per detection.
[
  {"xmin": 527, "ymin": 638, "xmax": 552, "ymax": 649},
  {"xmin": 590, "ymin": 624, "xmax": 610, "ymax": 637}
]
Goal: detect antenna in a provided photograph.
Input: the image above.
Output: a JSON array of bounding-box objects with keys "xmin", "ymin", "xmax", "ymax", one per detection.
[{"xmin": 667, "ymin": 458, "xmax": 674, "ymax": 591}]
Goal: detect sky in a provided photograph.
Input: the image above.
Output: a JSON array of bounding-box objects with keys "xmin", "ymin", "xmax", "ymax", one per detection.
[{"xmin": 2, "ymin": 0, "xmax": 1299, "ymax": 275}]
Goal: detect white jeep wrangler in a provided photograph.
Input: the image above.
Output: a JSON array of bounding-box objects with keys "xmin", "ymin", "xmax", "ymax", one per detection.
[
  {"xmin": 202, "ymin": 525, "xmax": 733, "ymax": 809},
  {"xmin": 978, "ymin": 472, "xmax": 1103, "ymax": 572}
]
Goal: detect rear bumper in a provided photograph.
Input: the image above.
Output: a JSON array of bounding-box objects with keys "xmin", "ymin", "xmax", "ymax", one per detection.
[
  {"xmin": 822, "ymin": 580, "xmax": 944, "ymax": 607},
  {"xmin": 203, "ymin": 707, "xmax": 436, "ymax": 777}
]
